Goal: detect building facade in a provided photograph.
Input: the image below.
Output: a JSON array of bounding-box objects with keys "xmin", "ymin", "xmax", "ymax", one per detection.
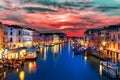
[
  {"xmin": 0, "ymin": 22, "xmax": 8, "ymax": 51},
  {"xmin": 84, "ymin": 24, "xmax": 120, "ymax": 62},
  {"xmin": 32, "ymin": 30, "xmax": 40, "ymax": 46},
  {"xmin": 8, "ymin": 25, "xmax": 33, "ymax": 49},
  {"xmin": 39, "ymin": 33, "xmax": 67, "ymax": 45}
]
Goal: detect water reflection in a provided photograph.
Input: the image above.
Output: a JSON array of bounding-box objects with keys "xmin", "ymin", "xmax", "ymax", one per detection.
[
  {"xmin": 68, "ymin": 42, "xmax": 71, "ymax": 53},
  {"xmin": 84, "ymin": 56, "xmax": 87, "ymax": 61},
  {"xmin": 72, "ymin": 52, "xmax": 74, "ymax": 58},
  {"xmin": 53, "ymin": 45, "xmax": 59, "ymax": 54},
  {"xmin": 44, "ymin": 47, "xmax": 47, "ymax": 60},
  {"xmin": 0, "ymin": 71, "xmax": 7, "ymax": 80},
  {"xmin": 28, "ymin": 61, "xmax": 37, "ymax": 73},
  {"xmin": 6, "ymin": 42, "xmax": 115, "ymax": 80},
  {"xmin": 99, "ymin": 65, "xmax": 103, "ymax": 76},
  {"xmin": 59, "ymin": 44, "xmax": 62, "ymax": 53},
  {"xmin": 16, "ymin": 68, "xmax": 19, "ymax": 72},
  {"xmin": 40, "ymin": 47, "xmax": 43, "ymax": 53},
  {"xmin": 53, "ymin": 45, "xmax": 59, "ymax": 59},
  {"xmin": 19, "ymin": 70, "xmax": 25, "ymax": 80}
]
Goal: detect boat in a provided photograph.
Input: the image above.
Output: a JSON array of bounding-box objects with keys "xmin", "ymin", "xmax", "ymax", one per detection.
[
  {"xmin": 73, "ymin": 50, "xmax": 83, "ymax": 54},
  {"xmin": 100, "ymin": 61, "xmax": 118, "ymax": 78},
  {"xmin": 25, "ymin": 50, "xmax": 37, "ymax": 60},
  {"xmin": 25, "ymin": 46, "xmax": 38, "ymax": 60},
  {"xmin": 73, "ymin": 47, "xmax": 86, "ymax": 54}
]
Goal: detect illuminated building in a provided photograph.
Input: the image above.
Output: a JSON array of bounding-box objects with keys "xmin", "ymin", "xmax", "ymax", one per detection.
[
  {"xmin": 0, "ymin": 22, "xmax": 8, "ymax": 58},
  {"xmin": 105, "ymin": 26, "xmax": 120, "ymax": 62},
  {"xmin": 7, "ymin": 25, "xmax": 33, "ymax": 49},
  {"xmin": 53, "ymin": 35, "xmax": 60, "ymax": 44},
  {"xmin": 84, "ymin": 24, "xmax": 120, "ymax": 62},
  {"xmin": 39, "ymin": 33, "xmax": 67, "ymax": 45},
  {"xmin": 32, "ymin": 30, "xmax": 40, "ymax": 46}
]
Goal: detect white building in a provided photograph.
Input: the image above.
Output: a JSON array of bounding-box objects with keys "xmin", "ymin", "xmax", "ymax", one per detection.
[{"xmin": 8, "ymin": 25, "xmax": 33, "ymax": 49}]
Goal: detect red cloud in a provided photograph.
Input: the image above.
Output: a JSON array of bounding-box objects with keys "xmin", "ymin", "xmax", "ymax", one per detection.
[{"xmin": 1, "ymin": 8, "xmax": 120, "ymax": 37}]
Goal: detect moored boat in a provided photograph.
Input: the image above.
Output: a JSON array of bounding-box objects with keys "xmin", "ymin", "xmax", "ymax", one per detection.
[
  {"xmin": 100, "ymin": 61, "xmax": 118, "ymax": 78},
  {"xmin": 25, "ymin": 46, "xmax": 38, "ymax": 60},
  {"xmin": 25, "ymin": 50, "xmax": 37, "ymax": 60},
  {"xmin": 73, "ymin": 47, "xmax": 86, "ymax": 54}
]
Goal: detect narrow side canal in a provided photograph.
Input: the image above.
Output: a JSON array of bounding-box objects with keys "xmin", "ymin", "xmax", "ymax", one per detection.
[{"xmin": 5, "ymin": 42, "xmax": 115, "ymax": 80}]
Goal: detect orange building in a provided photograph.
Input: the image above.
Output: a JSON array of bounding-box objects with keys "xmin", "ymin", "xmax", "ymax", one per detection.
[
  {"xmin": 0, "ymin": 22, "xmax": 8, "ymax": 52},
  {"xmin": 84, "ymin": 24, "xmax": 120, "ymax": 63}
]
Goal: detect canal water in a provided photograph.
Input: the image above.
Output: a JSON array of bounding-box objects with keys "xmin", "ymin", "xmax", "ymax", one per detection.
[{"xmin": 6, "ymin": 42, "xmax": 115, "ymax": 80}]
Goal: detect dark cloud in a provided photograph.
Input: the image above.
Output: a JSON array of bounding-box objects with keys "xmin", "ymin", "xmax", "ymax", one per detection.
[
  {"xmin": 24, "ymin": 7, "xmax": 57, "ymax": 12},
  {"xmin": 94, "ymin": 6, "xmax": 120, "ymax": 12},
  {"xmin": 0, "ymin": 5, "xmax": 4, "ymax": 8},
  {"xmin": 2, "ymin": 15, "xmax": 26, "ymax": 24}
]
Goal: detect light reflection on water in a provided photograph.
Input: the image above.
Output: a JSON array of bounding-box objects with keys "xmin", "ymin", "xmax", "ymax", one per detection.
[
  {"xmin": 99, "ymin": 65, "xmax": 103, "ymax": 76},
  {"xmin": 19, "ymin": 70, "xmax": 25, "ymax": 80},
  {"xmin": 68, "ymin": 42, "xmax": 71, "ymax": 53},
  {"xmin": 44, "ymin": 47, "xmax": 47, "ymax": 60},
  {"xmin": 40, "ymin": 47, "xmax": 43, "ymax": 53},
  {"xmin": 6, "ymin": 42, "xmax": 115, "ymax": 80},
  {"xmin": 84, "ymin": 56, "xmax": 87, "ymax": 61},
  {"xmin": 28, "ymin": 61, "xmax": 37, "ymax": 73}
]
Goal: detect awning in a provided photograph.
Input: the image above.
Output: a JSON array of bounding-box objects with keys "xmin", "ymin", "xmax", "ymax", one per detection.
[
  {"xmin": 7, "ymin": 48, "xmax": 27, "ymax": 54},
  {"xmin": 7, "ymin": 49, "xmax": 20, "ymax": 54}
]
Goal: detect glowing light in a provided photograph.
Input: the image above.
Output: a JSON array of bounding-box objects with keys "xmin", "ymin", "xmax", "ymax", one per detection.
[
  {"xmin": 80, "ymin": 40, "xmax": 84, "ymax": 45},
  {"xmin": 102, "ymin": 41, "xmax": 106, "ymax": 46},
  {"xmin": 33, "ymin": 61, "xmax": 37, "ymax": 73},
  {"xmin": 44, "ymin": 47, "xmax": 46, "ymax": 60},
  {"xmin": 40, "ymin": 48, "xmax": 43, "ymax": 53},
  {"xmin": 53, "ymin": 45, "xmax": 59, "ymax": 54},
  {"xmin": 3, "ymin": 72, "xmax": 6, "ymax": 78},
  {"xmin": 99, "ymin": 65, "xmax": 102, "ymax": 76},
  {"xmin": 60, "ymin": 26, "xmax": 65, "ymax": 29},
  {"xmin": 0, "ymin": 51, "xmax": 2, "ymax": 59},
  {"xmin": 84, "ymin": 56, "xmax": 87, "ymax": 61},
  {"xmin": 28, "ymin": 62, "xmax": 33, "ymax": 73},
  {"xmin": 99, "ymin": 47, "xmax": 103, "ymax": 51},
  {"xmin": 16, "ymin": 68, "xmax": 19, "ymax": 72},
  {"xmin": 113, "ymin": 49, "xmax": 115, "ymax": 51},
  {"xmin": 19, "ymin": 71, "xmax": 25, "ymax": 80}
]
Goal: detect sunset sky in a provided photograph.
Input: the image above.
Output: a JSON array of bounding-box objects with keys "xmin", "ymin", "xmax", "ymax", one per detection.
[{"xmin": 0, "ymin": 0, "xmax": 120, "ymax": 37}]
